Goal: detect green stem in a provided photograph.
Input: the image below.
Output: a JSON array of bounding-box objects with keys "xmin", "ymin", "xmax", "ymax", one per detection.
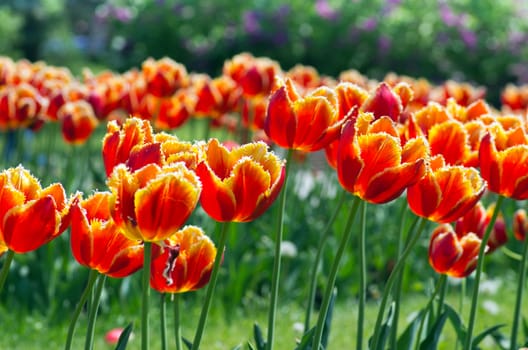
[
  {"xmin": 436, "ymin": 273, "xmax": 447, "ymax": 317},
  {"xmin": 371, "ymin": 216, "xmax": 427, "ymax": 350},
  {"xmin": 414, "ymin": 275, "xmax": 446, "ymax": 350},
  {"xmin": 266, "ymin": 149, "xmax": 293, "ymax": 350},
  {"xmin": 0, "ymin": 249, "xmax": 15, "ymax": 294},
  {"xmin": 142, "ymin": 241, "xmax": 153, "ymax": 350},
  {"xmin": 356, "ymin": 200, "xmax": 367, "ymax": 350},
  {"xmin": 303, "ymin": 190, "xmax": 347, "ymax": 332},
  {"xmin": 64, "ymin": 269, "xmax": 98, "ymax": 350},
  {"xmin": 389, "ymin": 200, "xmax": 409, "ymax": 349},
  {"xmin": 464, "ymin": 195, "xmax": 504, "ymax": 350},
  {"xmin": 510, "ymin": 226, "xmax": 528, "ymax": 349},
  {"xmin": 84, "ymin": 274, "xmax": 106, "ymax": 350},
  {"xmin": 191, "ymin": 222, "xmax": 231, "ymax": 350},
  {"xmin": 312, "ymin": 196, "xmax": 361, "ymax": 350},
  {"xmin": 160, "ymin": 293, "xmax": 167, "ymax": 350},
  {"xmin": 175, "ymin": 294, "xmax": 183, "ymax": 350},
  {"xmin": 455, "ymin": 279, "xmax": 465, "ymax": 350}
]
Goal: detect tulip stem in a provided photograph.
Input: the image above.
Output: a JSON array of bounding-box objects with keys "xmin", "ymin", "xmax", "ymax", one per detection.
[
  {"xmin": 370, "ymin": 216, "xmax": 426, "ymax": 350},
  {"xmin": 142, "ymin": 241, "xmax": 153, "ymax": 350},
  {"xmin": 191, "ymin": 221, "xmax": 230, "ymax": 350},
  {"xmin": 64, "ymin": 269, "xmax": 98, "ymax": 350},
  {"xmin": 510, "ymin": 219, "xmax": 528, "ymax": 350},
  {"xmin": 464, "ymin": 195, "xmax": 503, "ymax": 350},
  {"xmin": 160, "ymin": 293, "xmax": 167, "ymax": 350},
  {"xmin": 84, "ymin": 273, "xmax": 106, "ymax": 350},
  {"xmin": 389, "ymin": 200, "xmax": 410, "ymax": 349},
  {"xmin": 312, "ymin": 195, "xmax": 361, "ymax": 350},
  {"xmin": 266, "ymin": 149, "xmax": 293, "ymax": 350},
  {"xmin": 356, "ymin": 200, "xmax": 367, "ymax": 350},
  {"xmin": 0, "ymin": 249, "xmax": 15, "ymax": 294},
  {"xmin": 303, "ymin": 190, "xmax": 347, "ymax": 332},
  {"xmin": 174, "ymin": 294, "xmax": 183, "ymax": 350},
  {"xmin": 414, "ymin": 274, "xmax": 446, "ymax": 350}
]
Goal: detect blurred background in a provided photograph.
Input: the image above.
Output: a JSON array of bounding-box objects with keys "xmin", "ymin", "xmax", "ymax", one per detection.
[{"xmin": 2, "ymin": 0, "xmax": 528, "ymax": 106}]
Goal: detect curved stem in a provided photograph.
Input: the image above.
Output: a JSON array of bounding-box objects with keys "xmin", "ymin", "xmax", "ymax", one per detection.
[
  {"xmin": 0, "ymin": 249, "xmax": 15, "ymax": 294},
  {"xmin": 84, "ymin": 274, "xmax": 106, "ymax": 350},
  {"xmin": 304, "ymin": 190, "xmax": 347, "ymax": 332},
  {"xmin": 510, "ymin": 229, "xmax": 528, "ymax": 349},
  {"xmin": 356, "ymin": 200, "xmax": 367, "ymax": 350},
  {"xmin": 174, "ymin": 294, "xmax": 183, "ymax": 350},
  {"xmin": 312, "ymin": 196, "xmax": 361, "ymax": 350},
  {"xmin": 266, "ymin": 149, "xmax": 293, "ymax": 350},
  {"xmin": 371, "ymin": 216, "xmax": 427, "ymax": 350},
  {"xmin": 64, "ymin": 269, "xmax": 98, "ymax": 350},
  {"xmin": 160, "ymin": 293, "xmax": 167, "ymax": 350},
  {"xmin": 389, "ymin": 200, "xmax": 410, "ymax": 349},
  {"xmin": 192, "ymin": 222, "xmax": 231, "ymax": 350},
  {"xmin": 142, "ymin": 241, "xmax": 153, "ymax": 350},
  {"xmin": 413, "ymin": 275, "xmax": 446, "ymax": 350},
  {"xmin": 464, "ymin": 195, "xmax": 504, "ymax": 350},
  {"xmin": 436, "ymin": 273, "xmax": 447, "ymax": 317}
]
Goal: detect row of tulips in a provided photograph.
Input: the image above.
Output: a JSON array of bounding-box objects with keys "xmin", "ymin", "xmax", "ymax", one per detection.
[
  {"xmin": 2, "ymin": 52, "xmax": 528, "ymax": 148},
  {"xmin": 1, "ymin": 51, "xmax": 528, "ymax": 349}
]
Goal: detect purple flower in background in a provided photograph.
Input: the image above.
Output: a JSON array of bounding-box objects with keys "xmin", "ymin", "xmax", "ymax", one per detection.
[
  {"xmin": 439, "ymin": 3, "xmax": 458, "ymax": 27},
  {"xmin": 459, "ymin": 28, "xmax": 477, "ymax": 49},
  {"xmin": 275, "ymin": 5, "xmax": 291, "ymax": 22},
  {"xmin": 112, "ymin": 7, "xmax": 133, "ymax": 23},
  {"xmin": 378, "ymin": 36, "xmax": 391, "ymax": 55},
  {"xmin": 315, "ymin": 0, "xmax": 338, "ymax": 21},
  {"xmin": 361, "ymin": 17, "xmax": 378, "ymax": 32},
  {"xmin": 243, "ymin": 10, "xmax": 262, "ymax": 36},
  {"xmin": 382, "ymin": 0, "xmax": 401, "ymax": 16}
]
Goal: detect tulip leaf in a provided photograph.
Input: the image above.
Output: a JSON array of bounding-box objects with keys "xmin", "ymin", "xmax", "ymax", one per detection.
[
  {"xmin": 523, "ymin": 317, "xmax": 528, "ymax": 345},
  {"xmin": 247, "ymin": 341, "xmax": 256, "ymax": 350},
  {"xmin": 419, "ymin": 311, "xmax": 448, "ymax": 350},
  {"xmin": 396, "ymin": 310, "xmax": 424, "ymax": 349},
  {"xmin": 443, "ymin": 303, "xmax": 467, "ymax": 345},
  {"xmin": 473, "ymin": 324, "xmax": 506, "ymax": 347},
  {"xmin": 253, "ymin": 323, "xmax": 266, "ymax": 350},
  {"xmin": 295, "ymin": 327, "xmax": 315, "ymax": 350},
  {"xmin": 114, "ymin": 322, "xmax": 133, "ymax": 350},
  {"xmin": 369, "ymin": 302, "xmax": 396, "ymax": 350},
  {"xmin": 182, "ymin": 337, "xmax": 193, "ymax": 350},
  {"xmin": 322, "ymin": 288, "xmax": 337, "ymax": 349}
]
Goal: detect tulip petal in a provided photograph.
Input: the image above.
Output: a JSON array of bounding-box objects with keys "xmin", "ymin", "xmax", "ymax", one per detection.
[
  {"xmin": 135, "ymin": 173, "xmax": 200, "ymax": 242},
  {"xmin": 196, "ymin": 162, "xmax": 237, "ymax": 222},
  {"xmin": 3, "ymin": 196, "xmax": 60, "ymax": 253},
  {"xmin": 265, "ymin": 86, "xmax": 297, "ymax": 148}
]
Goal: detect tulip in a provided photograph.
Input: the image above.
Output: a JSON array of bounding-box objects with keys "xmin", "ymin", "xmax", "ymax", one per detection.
[
  {"xmin": 108, "ymin": 162, "xmax": 201, "ymax": 243},
  {"xmin": 70, "ymin": 192, "xmax": 143, "ymax": 278},
  {"xmin": 407, "ymin": 155, "xmax": 485, "ymax": 223},
  {"xmin": 429, "ymin": 223, "xmax": 482, "ymax": 278},
  {"xmin": 195, "ymin": 138, "xmax": 285, "ymax": 222},
  {"xmin": 336, "ymin": 112, "xmax": 427, "ymax": 204},
  {"xmin": 150, "ymin": 226, "xmax": 216, "ymax": 293}
]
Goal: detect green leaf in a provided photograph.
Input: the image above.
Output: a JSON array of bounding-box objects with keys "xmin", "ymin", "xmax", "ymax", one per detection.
[
  {"xmin": 253, "ymin": 323, "xmax": 266, "ymax": 350},
  {"xmin": 183, "ymin": 337, "xmax": 193, "ymax": 350},
  {"xmin": 397, "ymin": 310, "xmax": 424, "ymax": 350},
  {"xmin": 231, "ymin": 345, "xmax": 243, "ymax": 350},
  {"xmin": 295, "ymin": 327, "xmax": 315, "ymax": 350},
  {"xmin": 443, "ymin": 303, "xmax": 467, "ymax": 345},
  {"xmin": 473, "ymin": 324, "xmax": 506, "ymax": 347},
  {"xmin": 322, "ymin": 288, "xmax": 337, "ymax": 349},
  {"xmin": 114, "ymin": 322, "xmax": 134, "ymax": 350},
  {"xmin": 522, "ymin": 317, "xmax": 528, "ymax": 345},
  {"xmin": 369, "ymin": 302, "xmax": 396, "ymax": 350},
  {"xmin": 419, "ymin": 311, "xmax": 448, "ymax": 350},
  {"xmin": 247, "ymin": 341, "xmax": 256, "ymax": 350}
]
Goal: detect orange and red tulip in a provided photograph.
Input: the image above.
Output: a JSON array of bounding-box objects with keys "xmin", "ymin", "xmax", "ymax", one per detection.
[
  {"xmin": 58, "ymin": 100, "xmax": 99, "ymax": 144},
  {"xmin": 102, "ymin": 118, "xmax": 159, "ymax": 176},
  {"xmin": 455, "ymin": 202, "xmax": 507, "ymax": 253},
  {"xmin": 360, "ymin": 82, "xmax": 408, "ymax": 122},
  {"xmin": 108, "ymin": 162, "xmax": 201, "ymax": 243},
  {"xmin": 407, "ymin": 155, "xmax": 485, "ymax": 223},
  {"xmin": 195, "ymin": 139, "xmax": 285, "ymax": 222},
  {"xmin": 265, "ymin": 77, "xmax": 346, "ymax": 152},
  {"xmin": 0, "ymin": 166, "xmax": 71, "ymax": 253},
  {"xmin": 142, "ymin": 57, "xmax": 189, "ymax": 97},
  {"xmin": 429, "ymin": 223, "xmax": 482, "ymax": 278},
  {"xmin": 150, "ymin": 225, "xmax": 216, "ymax": 293},
  {"xmin": 336, "ymin": 112, "xmax": 427, "ymax": 204},
  {"xmin": 513, "ymin": 209, "xmax": 527, "ymax": 241},
  {"xmin": 479, "ymin": 132, "xmax": 528, "ymax": 199},
  {"xmin": 70, "ymin": 192, "xmax": 143, "ymax": 278}
]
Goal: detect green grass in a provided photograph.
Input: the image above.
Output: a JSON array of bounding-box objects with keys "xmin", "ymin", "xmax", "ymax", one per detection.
[{"xmin": 0, "ymin": 273, "xmax": 523, "ymax": 350}]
